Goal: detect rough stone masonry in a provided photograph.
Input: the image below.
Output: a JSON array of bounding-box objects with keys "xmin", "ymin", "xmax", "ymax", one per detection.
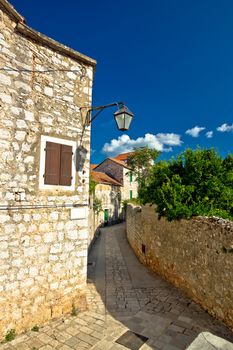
[
  {"xmin": 127, "ymin": 204, "xmax": 233, "ymax": 330},
  {"xmin": 0, "ymin": 0, "xmax": 96, "ymax": 338}
]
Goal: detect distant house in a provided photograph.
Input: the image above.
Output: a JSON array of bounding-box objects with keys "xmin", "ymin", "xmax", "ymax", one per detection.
[
  {"xmin": 88, "ymin": 169, "xmax": 122, "ymax": 247},
  {"xmin": 88, "ymin": 152, "xmax": 138, "ymax": 246},
  {"xmin": 94, "ymin": 152, "xmax": 138, "ymax": 201}
]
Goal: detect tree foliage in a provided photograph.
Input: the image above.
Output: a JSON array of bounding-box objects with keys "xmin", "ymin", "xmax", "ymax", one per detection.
[
  {"xmin": 138, "ymin": 148, "xmax": 233, "ymax": 221},
  {"xmin": 93, "ymin": 197, "xmax": 103, "ymax": 215},
  {"xmin": 89, "ymin": 175, "xmax": 96, "ymax": 194},
  {"xmin": 127, "ymin": 146, "xmax": 159, "ymax": 185}
]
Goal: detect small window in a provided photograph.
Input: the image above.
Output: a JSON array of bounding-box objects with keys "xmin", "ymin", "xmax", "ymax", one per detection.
[
  {"xmin": 44, "ymin": 142, "xmax": 73, "ymax": 186},
  {"xmin": 39, "ymin": 136, "xmax": 76, "ymax": 190},
  {"xmin": 130, "ymin": 190, "xmax": 133, "ymax": 200},
  {"xmin": 129, "ymin": 171, "xmax": 133, "ymax": 183}
]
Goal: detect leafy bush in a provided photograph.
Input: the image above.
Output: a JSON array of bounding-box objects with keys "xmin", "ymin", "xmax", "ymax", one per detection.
[
  {"xmin": 89, "ymin": 175, "xmax": 96, "ymax": 194},
  {"xmin": 127, "ymin": 146, "xmax": 159, "ymax": 185},
  {"xmin": 93, "ymin": 197, "xmax": 103, "ymax": 215},
  {"xmin": 122, "ymin": 198, "xmax": 141, "ymax": 210},
  {"xmin": 5, "ymin": 329, "xmax": 16, "ymax": 342},
  {"xmin": 139, "ymin": 148, "xmax": 233, "ymax": 221}
]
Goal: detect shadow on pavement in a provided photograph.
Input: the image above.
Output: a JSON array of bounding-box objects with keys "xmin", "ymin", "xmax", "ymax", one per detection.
[{"xmin": 87, "ymin": 223, "xmax": 233, "ymax": 350}]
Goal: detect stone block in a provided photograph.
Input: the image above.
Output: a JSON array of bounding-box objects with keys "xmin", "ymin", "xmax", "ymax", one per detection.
[
  {"xmin": 0, "ymin": 92, "xmax": 12, "ymax": 103},
  {"xmin": 186, "ymin": 332, "xmax": 233, "ymax": 349},
  {"xmin": 44, "ymin": 86, "xmax": 53, "ymax": 96}
]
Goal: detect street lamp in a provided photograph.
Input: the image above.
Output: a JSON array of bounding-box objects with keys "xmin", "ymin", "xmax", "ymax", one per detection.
[{"xmin": 80, "ymin": 102, "xmax": 134, "ymax": 131}]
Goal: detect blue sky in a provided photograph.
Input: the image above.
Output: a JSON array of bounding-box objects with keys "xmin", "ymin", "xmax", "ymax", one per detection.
[{"xmin": 11, "ymin": 0, "xmax": 233, "ymax": 163}]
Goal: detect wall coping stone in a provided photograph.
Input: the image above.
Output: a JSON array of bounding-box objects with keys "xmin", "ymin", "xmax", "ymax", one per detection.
[
  {"xmin": 0, "ymin": 0, "xmax": 24, "ymax": 22},
  {"xmin": 16, "ymin": 23, "xmax": 97, "ymax": 67},
  {"xmin": 0, "ymin": 0, "xmax": 97, "ymax": 67},
  {"xmin": 128, "ymin": 203, "xmax": 233, "ymax": 229}
]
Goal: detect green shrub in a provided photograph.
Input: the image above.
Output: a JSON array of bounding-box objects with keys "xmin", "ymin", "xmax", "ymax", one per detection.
[
  {"xmin": 139, "ymin": 148, "xmax": 233, "ymax": 221},
  {"xmin": 71, "ymin": 303, "xmax": 77, "ymax": 316},
  {"xmin": 89, "ymin": 175, "xmax": 96, "ymax": 194},
  {"xmin": 5, "ymin": 329, "xmax": 16, "ymax": 342},
  {"xmin": 93, "ymin": 197, "xmax": 103, "ymax": 215},
  {"xmin": 122, "ymin": 198, "xmax": 141, "ymax": 210}
]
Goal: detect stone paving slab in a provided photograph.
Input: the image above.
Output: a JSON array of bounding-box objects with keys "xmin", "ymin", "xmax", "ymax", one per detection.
[{"xmin": 0, "ymin": 223, "xmax": 233, "ymax": 350}]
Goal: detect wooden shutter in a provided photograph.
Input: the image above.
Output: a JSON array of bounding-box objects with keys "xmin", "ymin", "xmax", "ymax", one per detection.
[
  {"xmin": 44, "ymin": 142, "xmax": 61, "ymax": 185},
  {"xmin": 130, "ymin": 190, "xmax": 133, "ymax": 200},
  {"xmin": 130, "ymin": 171, "xmax": 133, "ymax": 183},
  {"xmin": 60, "ymin": 144, "xmax": 73, "ymax": 186}
]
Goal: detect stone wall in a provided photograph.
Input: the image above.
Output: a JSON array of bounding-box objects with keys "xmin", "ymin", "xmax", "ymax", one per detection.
[
  {"xmin": 126, "ymin": 204, "xmax": 233, "ymax": 329},
  {"xmin": 88, "ymin": 183, "xmax": 121, "ymax": 248},
  {"xmin": 0, "ymin": 1, "xmax": 95, "ymax": 338}
]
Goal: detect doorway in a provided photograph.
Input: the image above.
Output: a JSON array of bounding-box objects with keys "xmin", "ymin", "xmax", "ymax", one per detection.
[{"xmin": 104, "ymin": 208, "xmax": 109, "ymax": 222}]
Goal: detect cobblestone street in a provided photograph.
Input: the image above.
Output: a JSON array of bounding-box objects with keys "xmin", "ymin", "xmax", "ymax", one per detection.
[{"xmin": 1, "ymin": 223, "xmax": 233, "ymax": 350}]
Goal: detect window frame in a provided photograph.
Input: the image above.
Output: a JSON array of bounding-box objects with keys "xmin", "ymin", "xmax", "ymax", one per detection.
[{"xmin": 39, "ymin": 135, "xmax": 76, "ymax": 191}]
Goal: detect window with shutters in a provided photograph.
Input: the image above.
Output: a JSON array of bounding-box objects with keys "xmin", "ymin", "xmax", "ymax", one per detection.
[
  {"xmin": 129, "ymin": 171, "xmax": 133, "ymax": 183},
  {"xmin": 130, "ymin": 190, "xmax": 133, "ymax": 200},
  {"xmin": 39, "ymin": 136, "xmax": 76, "ymax": 190}
]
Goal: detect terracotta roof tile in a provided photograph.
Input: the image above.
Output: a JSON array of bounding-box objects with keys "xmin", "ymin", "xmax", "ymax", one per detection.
[
  {"xmin": 114, "ymin": 152, "xmax": 134, "ymax": 162},
  {"xmin": 91, "ymin": 170, "xmax": 122, "ymax": 186},
  {"xmin": 90, "ymin": 164, "xmax": 98, "ymax": 170}
]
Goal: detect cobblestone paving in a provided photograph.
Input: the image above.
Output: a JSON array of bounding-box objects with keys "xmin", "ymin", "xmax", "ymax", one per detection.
[{"xmin": 1, "ymin": 223, "xmax": 233, "ymax": 350}]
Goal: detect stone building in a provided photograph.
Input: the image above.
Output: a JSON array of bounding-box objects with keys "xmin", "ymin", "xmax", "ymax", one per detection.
[
  {"xmin": 88, "ymin": 152, "xmax": 138, "ymax": 246},
  {"xmin": 88, "ymin": 169, "xmax": 122, "ymax": 247},
  {"xmin": 94, "ymin": 152, "xmax": 138, "ymax": 201},
  {"xmin": 0, "ymin": 0, "xmax": 96, "ymax": 338}
]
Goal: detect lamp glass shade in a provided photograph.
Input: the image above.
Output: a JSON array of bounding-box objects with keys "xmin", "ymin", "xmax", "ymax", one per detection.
[{"xmin": 114, "ymin": 105, "xmax": 134, "ymax": 131}]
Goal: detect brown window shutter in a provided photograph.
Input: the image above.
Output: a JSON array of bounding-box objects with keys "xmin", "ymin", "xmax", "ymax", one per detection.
[
  {"xmin": 44, "ymin": 142, "xmax": 61, "ymax": 185},
  {"xmin": 60, "ymin": 144, "xmax": 73, "ymax": 186}
]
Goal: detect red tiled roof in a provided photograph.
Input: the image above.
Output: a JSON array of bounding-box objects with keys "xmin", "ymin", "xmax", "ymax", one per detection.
[
  {"xmin": 114, "ymin": 152, "xmax": 134, "ymax": 162},
  {"xmin": 91, "ymin": 170, "xmax": 122, "ymax": 186},
  {"xmin": 90, "ymin": 164, "xmax": 98, "ymax": 170}
]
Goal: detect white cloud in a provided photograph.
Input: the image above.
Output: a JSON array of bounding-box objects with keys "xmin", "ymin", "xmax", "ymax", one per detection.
[
  {"xmin": 102, "ymin": 133, "xmax": 182, "ymax": 157},
  {"xmin": 185, "ymin": 126, "xmax": 205, "ymax": 138},
  {"xmin": 206, "ymin": 131, "xmax": 213, "ymax": 138},
  {"xmin": 216, "ymin": 123, "xmax": 233, "ymax": 132},
  {"xmin": 156, "ymin": 133, "xmax": 182, "ymax": 146}
]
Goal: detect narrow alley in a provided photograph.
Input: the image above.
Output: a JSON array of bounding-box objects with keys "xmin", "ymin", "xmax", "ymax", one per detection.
[{"xmin": 1, "ymin": 224, "xmax": 233, "ymax": 350}]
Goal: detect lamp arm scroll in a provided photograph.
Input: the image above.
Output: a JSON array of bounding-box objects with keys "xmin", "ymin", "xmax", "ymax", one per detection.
[{"xmin": 80, "ymin": 102, "xmax": 124, "ymax": 126}]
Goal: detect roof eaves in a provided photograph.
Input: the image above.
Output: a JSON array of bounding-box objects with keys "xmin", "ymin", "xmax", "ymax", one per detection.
[
  {"xmin": 0, "ymin": 0, "xmax": 96, "ymax": 67},
  {"xmin": 91, "ymin": 170, "xmax": 122, "ymax": 186},
  {"xmin": 16, "ymin": 23, "xmax": 97, "ymax": 67},
  {"xmin": 0, "ymin": 0, "xmax": 24, "ymax": 23},
  {"xmin": 99, "ymin": 180, "xmax": 122, "ymax": 186}
]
